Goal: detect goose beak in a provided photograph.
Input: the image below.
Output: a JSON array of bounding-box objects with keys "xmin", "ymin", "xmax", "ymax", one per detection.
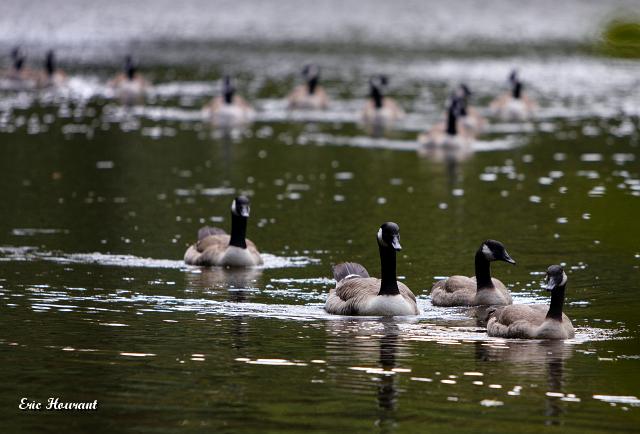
[
  {"xmin": 239, "ymin": 206, "xmax": 250, "ymax": 218},
  {"xmin": 391, "ymin": 236, "xmax": 402, "ymax": 251},
  {"xmin": 502, "ymin": 251, "xmax": 516, "ymax": 265}
]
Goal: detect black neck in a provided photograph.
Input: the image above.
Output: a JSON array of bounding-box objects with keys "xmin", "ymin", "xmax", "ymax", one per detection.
[
  {"xmin": 546, "ymin": 285, "xmax": 566, "ymax": 321},
  {"xmin": 229, "ymin": 213, "xmax": 247, "ymax": 249},
  {"xmin": 307, "ymin": 76, "xmax": 318, "ymax": 95},
  {"xmin": 512, "ymin": 81, "xmax": 522, "ymax": 99},
  {"xmin": 126, "ymin": 66, "xmax": 136, "ymax": 80},
  {"xmin": 378, "ymin": 245, "xmax": 399, "ymax": 295},
  {"xmin": 45, "ymin": 57, "xmax": 54, "ymax": 77},
  {"xmin": 371, "ymin": 87, "xmax": 384, "ymax": 109},
  {"xmin": 14, "ymin": 58, "xmax": 24, "ymax": 71},
  {"xmin": 224, "ymin": 89, "xmax": 234, "ymax": 104},
  {"xmin": 446, "ymin": 105, "xmax": 458, "ymax": 135},
  {"xmin": 474, "ymin": 249, "xmax": 494, "ymax": 290}
]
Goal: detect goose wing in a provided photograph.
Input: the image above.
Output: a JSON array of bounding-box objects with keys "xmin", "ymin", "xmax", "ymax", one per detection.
[
  {"xmin": 325, "ymin": 277, "xmax": 379, "ymax": 315},
  {"xmin": 332, "ymin": 262, "xmax": 370, "ymax": 283}
]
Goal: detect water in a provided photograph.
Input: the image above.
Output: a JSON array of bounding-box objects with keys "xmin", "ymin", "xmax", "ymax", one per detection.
[{"xmin": 1, "ymin": 1, "xmax": 640, "ymax": 432}]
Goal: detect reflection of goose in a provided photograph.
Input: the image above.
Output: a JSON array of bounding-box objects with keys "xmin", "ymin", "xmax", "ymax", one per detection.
[
  {"xmin": 184, "ymin": 267, "xmax": 263, "ymax": 295},
  {"xmin": 362, "ymin": 75, "xmax": 404, "ymax": 135},
  {"xmin": 431, "ymin": 240, "xmax": 515, "ymax": 306},
  {"xmin": 184, "ymin": 196, "xmax": 263, "ymax": 267},
  {"xmin": 287, "ymin": 64, "xmax": 329, "ymax": 110},
  {"xmin": 418, "ymin": 95, "xmax": 473, "ymax": 162},
  {"xmin": 204, "ymin": 75, "xmax": 254, "ymax": 128},
  {"xmin": 487, "ymin": 265, "xmax": 575, "ymax": 339},
  {"xmin": 490, "ymin": 70, "xmax": 537, "ymax": 120},
  {"xmin": 474, "ymin": 339, "xmax": 572, "ymax": 424},
  {"xmin": 325, "ymin": 222, "xmax": 419, "ymax": 316}
]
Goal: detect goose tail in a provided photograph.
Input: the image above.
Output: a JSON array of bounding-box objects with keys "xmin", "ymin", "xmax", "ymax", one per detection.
[{"xmin": 332, "ymin": 262, "xmax": 370, "ymax": 282}]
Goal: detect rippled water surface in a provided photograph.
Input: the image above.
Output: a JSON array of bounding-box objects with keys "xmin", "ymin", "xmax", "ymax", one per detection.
[{"xmin": 1, "ymin": 1, "xmax": 639, "ymax": 433}]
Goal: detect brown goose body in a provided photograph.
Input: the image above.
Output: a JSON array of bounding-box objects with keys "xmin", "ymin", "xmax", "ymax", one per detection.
[
  {"xmin": 287, "ymin": 85, "xmax": 329, "ymax": 110},
  {"xmin": 487, "ymin": 305, "xmax": 574, "ymax": 339},
  {"xmin": 326, "ymin": 276, "xmax": 418, "ymax": 316},
  {"xmin": 431, "ymin": 276, "xmax": 512, "ymax": 307},
  {"xmin": 184, "ymin": 232, "xmax": 262, "ymax": 267}
]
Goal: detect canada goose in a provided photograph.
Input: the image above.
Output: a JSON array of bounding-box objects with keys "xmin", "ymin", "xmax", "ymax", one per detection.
[
  {"xmin": 109, "ymin": 55, "xmax": 149, "ymax": 103},
  {"xmin": 431, "ymin": 240, "xmax": 515, "ymax": 306},
  {"xmin": 287, "ymin": 64, "xmax": 329, "ymax": 110},
  {"xmin": 184, "ymin": 196, "xmax": 263, "ymax": 267},
  {"xmin": 457, "ymin": 83, "xmax": 486, "ymax": 136},
  {"xmin": 362, "ymin": 75, "xmax": 405, "ymax": 132},
  {"xmin": 418, "ymin": 95, "xmax": 473, "ymax": 162},
  {"xmin": 490, "ymin": 70, "xmax": 537, "ymax": 120},
  {"xmin": 37, "ymin": 50, "xmax": 66, "ymax": 88},
  {"xmin": 325, "ymin": 222, "xmax": 419, "ymax": 316},
  {"xmin": 3, "ymin": 47, "xmax": 37, "ymax": 88},
  {"xmin": 204, "ymin": 75, "xmax": 255, "ymax": 127},
  {"xmin": 487, "ymin": 265, "xmax": 575, "ymax": 339}
]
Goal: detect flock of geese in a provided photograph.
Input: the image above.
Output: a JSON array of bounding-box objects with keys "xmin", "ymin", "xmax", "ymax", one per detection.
[
  {"xmin": 3, "ymin": 49, "xmax": 538, "ymax": 158},
  {"xmin": 3, "ymin": 49, "xmax": 568, "ymax": 340},
  {"xmin": 184, "ymin": 196, "xmax": 575, "ymax": 341}
]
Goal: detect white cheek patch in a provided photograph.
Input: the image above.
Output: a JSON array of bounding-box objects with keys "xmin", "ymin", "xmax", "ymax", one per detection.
[
  {"xmin": 377, "ymin": 228, "xmax": 388, "ymax": 247},
  {"xmin": 482, "ymin": 244, "xmax": 495, "ymax": 260},
  {"xmin": 231, "ymin": 200, "xmax": 237, "ymax": 215}
]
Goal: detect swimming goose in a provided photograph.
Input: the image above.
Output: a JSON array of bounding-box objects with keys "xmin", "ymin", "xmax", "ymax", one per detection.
[
  {"xmin": 204, "ymin": 75, "xmax": 255, "ymax": 127},
  {"xmin": 184, "ymin": 196, "xmax": 263, "ymax": 267},
  {"xmin": 487, "ymin": 265, "xmax": 575, "ymax": 339},
  {"xmin": 362, "ymin": 75, "xmax": 405, "ymax": 132},
  {"xmin": 431, "ymin": 240, "xmax": 515, "ymax": 306},
  {"xmin": 490, "ymin": 70, "xmax": 537, "ymax": 120},
  {"xmin": 37, "ymin": 50, "xmax": 66, "ymax": 88},
  {"xmin": 418, "ymin": 95, "xmax": 473, "ymax": 161},
  {"xmin": 3, "ymin": 47, "xmax": 37, "ymax": 88},
  {"xmin": 287, "ymin": 64, "xmax": 329, "ymax": 110},
  {"xmin": 109, "ymin": 55, "xmax": 149, "ymax": 103},
  {"xmin": 325, "ymin": 222, "xmax": 419, "ymax": 316},
  {"xmin": 457, "ymin": 84, "xmax": 486, "ymax": 136}
]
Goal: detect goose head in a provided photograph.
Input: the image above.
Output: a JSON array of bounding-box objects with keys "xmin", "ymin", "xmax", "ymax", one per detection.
[
  {"xmin": 45, "ymin": 50, "xmax": 55, "ymax": 77},
  {"xmin": 231, "ymin": 195, "xmax": 250, "ymax": 218},
  {"xmin": 302, "ymin": 64, "xmax": 320, "ymax": 95},
  {"xmin": 544, "ymin": 265, "xmax": 567, "ymax": 291},
  {"xmin": 377, "ymin": 222, "xmax": 402, "ymax": 251},
  {"xmin": 509, "ymin": 70, "xmax": 523, "ymax": 99},
  {"xmin": 11, "ymin": 47, "xmax": 25, "ymax": 71},
  {"xmin": 124, "ymin": 55, "xmax": 137, "ymax": 80},
  {"xmin": 480, "ymin": 240, "xmax": 516, "ymax": 264},
  {"xmin": 222, "ymin": 75, "xmax": 236, "ymax": 104},
  {"xmin": 369, "ymin": 75, "xmax": 388, "ymax": 109},
  {"xmin": 457, "ymin": 84, "xmax": 471, "ymax": 116}
]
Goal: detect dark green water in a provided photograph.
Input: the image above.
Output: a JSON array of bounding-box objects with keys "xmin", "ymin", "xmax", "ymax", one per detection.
[{"xmin": 1, "ymin": 1, "xmax": 640, "ymax": 432}]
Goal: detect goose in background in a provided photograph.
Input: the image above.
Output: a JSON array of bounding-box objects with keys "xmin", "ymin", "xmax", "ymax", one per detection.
[
  {"xmin": 487, "ymin": 265, "xmax": 575, "ymax": 339},
  {"xmin": 490, "ymin": 70, "xmax": 537, "ymax": 120},
  {"xmin": 109, "ymin": 55, "xmax": 149, "ymax": 104},
  {"xmin": 184, "ymin": 196, "xmax": 263, "ymax": 267},
  {"xmin": 431, "ymin": 239, "xmax": 515, "ymax": 306},
  {"xmin": 362, "ymin": 75, "xmax": 405, "ymax": 134},
  {"xmin": 37, "ymin": 50, "xmax": 67, "ymax": 88},
  {"xmin": 204, "ymin": 75, "xmax": 255, "ymax": 127},
  {"xmin": 418, "ymin": 95, "xmax": 473, "ymax": 162},
  {"xmin": 325, "ymin": 222, "xmax": 419, "ymax": 316},
  {"xmin": 3, "ymin": 47, "xmax": 37, "ymax": 88},
  {"xmin": 287, "ymin": 64, "xmax": 329, "ymax": 110},
  {"xmin": 457, "ymin": 83, "xmax": 486, "ymax": 136}
]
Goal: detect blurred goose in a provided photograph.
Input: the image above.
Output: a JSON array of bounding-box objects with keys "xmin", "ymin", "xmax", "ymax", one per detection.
[
  {"xmin": 362, "ymin": 75, "xmax": 405, "ymax": 132},
  {"xmin": 418, "ymin": 95, "xmax": 473, "ymax": 161},
  {"xmin": 109, "ymin": 55, "xmax": 149, "ymax": 103},
  {"xmin": 490, "ymin": 70, "xmax": 537, "ymax": 120},
  {"xmin": 325, "ymin": 222, "xmax": 419, "ymax": 316},
  {"xmin": 487, "ymin": 265, "xmax": 575, "ymax": 339},
  {"xmin": 431, "ymin": 240, "xmax": 515, "ymax": 306},
  {"xmin": 204, "ymin": 75, "xmax": 254, "ymax": 127},
  {"xmin": 457, "ymin": 83, "xmax": 486, "ymax": 136},
  {"xmin": 4, "ymin": 47, "xmax": 36, "ymax": 87},
  {"xmin": 287, "ymin": 64, "xmax": 329, "ymax": 110},
  {"xmin": 37, "ymin": 50, "xmax": 66, "ymax": 88},
  {"xmin": 184, "ymin": 196, "xmax": 263, "ymax": 267}
]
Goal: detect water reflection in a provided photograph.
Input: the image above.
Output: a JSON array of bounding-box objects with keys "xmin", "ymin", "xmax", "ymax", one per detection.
[
  {"xmin": 474, "ymin": 340, "xmax": 574, "ymax": 426},
  {"xmin": 185, "ymin": 267, "xmax": 263, "ymax": 296}
]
